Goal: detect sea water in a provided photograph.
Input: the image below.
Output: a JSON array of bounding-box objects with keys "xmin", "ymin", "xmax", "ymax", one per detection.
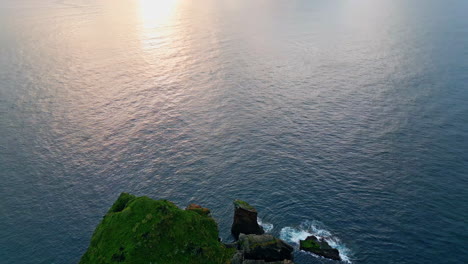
[{"xmin": 1, "ymin": 0, "xmax": 467, "ymax": 263}]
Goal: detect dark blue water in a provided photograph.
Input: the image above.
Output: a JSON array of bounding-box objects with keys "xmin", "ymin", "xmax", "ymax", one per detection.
[{"xmin": 1, "ymin": 0, "xmax": 467, "ymax": 263}]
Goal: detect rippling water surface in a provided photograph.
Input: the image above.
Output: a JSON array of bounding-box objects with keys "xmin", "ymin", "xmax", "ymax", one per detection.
[{"xmin": 1, "ymin": 0, "xmax": 467, "ymax": 263}]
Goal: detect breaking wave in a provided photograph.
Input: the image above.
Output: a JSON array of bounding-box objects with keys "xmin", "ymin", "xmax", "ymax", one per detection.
[
  {"xmin": 279, "ymin": 220, "xmax": 352, "ymax": 263},
  {"xmin": 257, "ymin": 217, "xmax": 274, "ymax": 233}
]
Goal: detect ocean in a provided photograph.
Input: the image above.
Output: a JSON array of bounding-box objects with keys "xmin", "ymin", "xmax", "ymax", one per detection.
[{"xmin": 0, "ymin": 0, "xmax": 467, "ymax": 263}]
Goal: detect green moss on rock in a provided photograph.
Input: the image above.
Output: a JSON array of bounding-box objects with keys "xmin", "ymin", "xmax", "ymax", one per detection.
[
  {"xmin": 80, "ymin": 193, "xmax": 235, "ymax": 264},
  {"xmin": 299, "ymin": 239, "xmax": 320, "ymax": 250},
  {"xmin": 299, "ymin": 236, "xmax": 341, "ymax": 261},
  {"xmin": 233, "ymin": 200, "xmax": 256, "ymax": 211}
]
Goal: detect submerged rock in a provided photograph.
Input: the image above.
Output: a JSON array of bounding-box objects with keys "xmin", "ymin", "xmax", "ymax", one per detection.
[
  {"xmin": 238, "ymin": 234, "xmax": 294, "ymax": 262},
  {"xmin": 299, "ymin": 235, "xmax": 341, "ymax": 261},
  {"xmin": 79, "ymin": 193, "xmax": 235, "ymax": 264},
  {"xmin": 231, "ymin": 200, "xmax": 264, "ymax": 239}
]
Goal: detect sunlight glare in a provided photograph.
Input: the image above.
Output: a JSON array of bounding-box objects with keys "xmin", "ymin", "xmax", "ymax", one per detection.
[{"xmin": 139, "ymin": 0, "xmax": 179, "ymax": 29}]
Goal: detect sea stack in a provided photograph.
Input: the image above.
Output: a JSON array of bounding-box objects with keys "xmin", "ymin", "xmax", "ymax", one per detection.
[
  {"xmin": 230, "ymin": 201, "xmax": 294, "ymax": 264},
  {"xmin": 231, "ymin": 200, "xmax": 264, "ymax": 239}
]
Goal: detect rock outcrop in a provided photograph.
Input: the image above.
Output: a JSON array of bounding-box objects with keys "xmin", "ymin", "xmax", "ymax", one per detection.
[
  {"xmin": 238, "ymin": 234, "xmax": 294, "ymax": 262},
  {"xmin": 229, "ymin": 201, "xmax": 295, "ymax": 264},
  {"xmin": 231, "ymin": 200, "xmax": 264, "ymax": 239},
  {"xmin": 186, "ymin": 203, "xmax": 211, "ymax": 216},
  {"xmin": 299, "ymin": 235, "xmax": 341, "ymax": 261},
  {"xmin": 79, "ymin": 193, "xmax": 235, "ymax": 264}
]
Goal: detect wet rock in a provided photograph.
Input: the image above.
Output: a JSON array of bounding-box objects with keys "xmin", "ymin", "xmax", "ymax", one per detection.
[
  {"xmin": 231, "ymin": 200, "xmax": 264, "ymax": 239},
  {"xmin": 238, "ymin": 234, "xmax": 294, "ymax": 262},
  {"xmin": 299, "ymin": 235, "xmax": 341, "ymax": 261}
]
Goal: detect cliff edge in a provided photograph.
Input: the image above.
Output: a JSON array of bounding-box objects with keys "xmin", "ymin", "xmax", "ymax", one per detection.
[{"xmin": 79, "ymin": 193, "xmax": 235, "ymax": 264}]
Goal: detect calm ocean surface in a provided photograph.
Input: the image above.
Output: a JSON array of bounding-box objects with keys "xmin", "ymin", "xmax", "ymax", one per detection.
[{"xmin": 1, "ymin": 0, "xmax": 467, "ymax": 263}]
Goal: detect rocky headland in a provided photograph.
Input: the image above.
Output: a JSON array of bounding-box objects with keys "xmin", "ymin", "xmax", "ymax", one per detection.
[{"xmin": 79, "ymin": 193, "xmax": 341, "ymax": 263}]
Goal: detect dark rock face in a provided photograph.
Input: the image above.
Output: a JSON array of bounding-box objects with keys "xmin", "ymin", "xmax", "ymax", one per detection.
[
  {"xmin": 231, "ymin": 200, "xmax": 264, "ymax": 239},
  {"xmin": 238, "ymin": 234, "xmax": 294, "ymax": 262},
  {"xmin": 299, "ymin": 235, "xmax": 341, "ymax": 261},
  {"xmin": 230, "ymin": 201, "xmax": 295, "ymax": 264},
  {"xmin": 231, "ymin": 251, "xmax": 244, "ymax": 264},
  {"xmin": 223, "ymin": 242, "xmax": 239, "ymax": 249}
]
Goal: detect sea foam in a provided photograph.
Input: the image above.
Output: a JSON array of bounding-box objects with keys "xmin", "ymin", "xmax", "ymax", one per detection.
[
  {"xmin": 257, "ymin": 217, "xmax": 274, "ymax": 233},
  {"xmin": 279, "ymin": 220, "xmax": 352, "ymax": 263}
]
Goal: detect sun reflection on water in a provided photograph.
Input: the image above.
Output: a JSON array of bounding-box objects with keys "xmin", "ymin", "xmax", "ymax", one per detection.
[
  {"xmin": 137, "ymin": 0, "xmax": 182, "ymax": 60},
  {"xmin": 138, "ymin": 0, "xmax": 179, "ymax": 29}
]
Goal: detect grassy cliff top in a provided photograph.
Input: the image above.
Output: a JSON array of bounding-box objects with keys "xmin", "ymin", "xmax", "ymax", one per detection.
[{"xmin": 80, "ymin": 193, "xmax": 235, "ymax": 264}]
